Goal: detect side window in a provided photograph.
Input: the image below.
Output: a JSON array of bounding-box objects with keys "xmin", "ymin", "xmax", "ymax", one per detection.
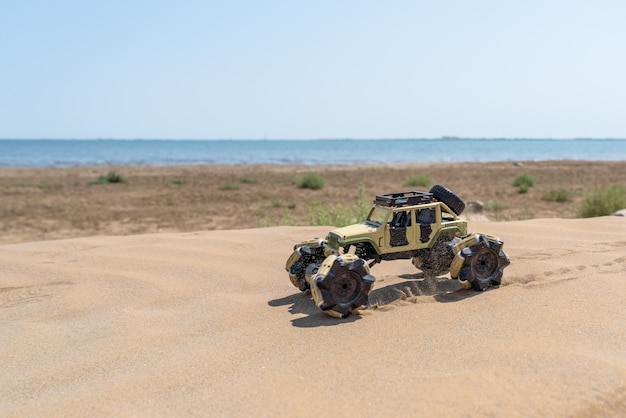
[
  {"xmin": 389, "ymin": 210, "xmax": 410, "ymax": 247},
  {"xmin": 441, "ymin": 206, "xmax": 454, "ymax": 221},
  {"xmin": 417, "ymin": 208, "xmax": 435, "ymax": 225},
  {"xmin": 391, "ymin": 210, "xmax": 411, "ymax": 227},
  {"xmin": 417, "ymin": 208, "xmax": 435, "ymax": 243}
]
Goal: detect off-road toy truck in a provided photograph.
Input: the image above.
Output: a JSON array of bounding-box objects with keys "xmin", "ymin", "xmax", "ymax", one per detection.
[{"xmin": 285, "ymin": 185, "xmax": 510, "ymax": 318}]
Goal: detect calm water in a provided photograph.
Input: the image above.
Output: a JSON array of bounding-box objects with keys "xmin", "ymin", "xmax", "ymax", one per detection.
[{"xmin": 0, "ymin": 139, "xmax": 625, "ymax": 167}]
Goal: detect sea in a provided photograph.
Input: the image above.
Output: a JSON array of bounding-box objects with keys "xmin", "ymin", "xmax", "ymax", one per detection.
[{"xmin": 0, "ymin": 139, "xmax": 625, "ymax": 168}]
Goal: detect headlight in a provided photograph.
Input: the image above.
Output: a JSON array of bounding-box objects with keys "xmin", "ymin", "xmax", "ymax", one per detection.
[{"xmin": 325, "ymin": 233, "xmax": 339, "ymax": 249}]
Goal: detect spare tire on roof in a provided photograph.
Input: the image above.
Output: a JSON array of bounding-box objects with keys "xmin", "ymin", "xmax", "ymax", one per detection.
[{"xmin": 429, "ymin": 184, "xmax": 465, "ymax": 215}]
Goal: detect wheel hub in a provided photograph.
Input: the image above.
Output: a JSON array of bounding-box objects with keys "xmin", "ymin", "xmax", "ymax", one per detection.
[
  {"xmin": 330, "ymin": 272, "xmax": 361, "ymax": 303},
  {"xmin": 473, "ymin": 249, "xmax": 498, "ymax": 279}
]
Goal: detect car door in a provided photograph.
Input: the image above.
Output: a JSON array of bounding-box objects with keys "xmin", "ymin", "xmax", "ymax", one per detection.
[{"xmin": 387, "ymin": 209, "xmax": 412, "ymax": 247}]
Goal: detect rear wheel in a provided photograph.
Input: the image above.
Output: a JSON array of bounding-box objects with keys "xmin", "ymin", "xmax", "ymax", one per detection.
[
  {"xmin": 412, "ymin": 233, "xmax": 456, "ymax": 276},
  {"xmin": 311, "ymin": 254, "xmax": 376, "ymax": 318},
  {"xmin": 458, "ymin": 236, "xmax": 510, "ymax": 291}
]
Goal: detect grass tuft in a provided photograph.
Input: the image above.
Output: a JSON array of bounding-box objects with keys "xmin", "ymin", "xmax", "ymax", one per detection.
[
  {"xmin": 272, "ymin": 200, "xmax": 295, "ymax": 209},
  {"xmin": 218, "ymin": 183, "xmax": 240, "ymax": 191},
  {"xmin": 295, "ymin": 172, "xmax": 325, "ymax": 190},
  {"xmin": 512, "ymin": 173, "xmax": 536, "ymax": 194},
  {"xmin": 579, "ymin": 185, "xmax": 626, "ymax": 217},
  {"xmin": 308, "ymin": 185, "xmax": 370, "ymax": 226},
  {"xmin": 404, "ymin": 175, "xmax": 432, "ymax": 188},
  {"xmin": 543, "ymin": 188, "xmax": 572, "ymax": 202},
  {"xmin": 90, "ymin": 172, "xmax": 125, "ymax": 185},
  {"xmin": 239, "ymin": 177, "xmax": 257, "ymax": 184},
  {"xmin": 261, "ymin": 185, "xmax": 370, "ymax": 227},
  {"xmin": 484, "ymin": 201, "xmax": 507, "ymax": 221}
]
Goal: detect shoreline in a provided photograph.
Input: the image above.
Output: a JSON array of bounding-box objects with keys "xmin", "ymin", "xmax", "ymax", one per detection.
[
  {"xmin": 1, "ymin": 160, "xmax": 625, "ymax": 244},
  {"xmin": 3, "ymin": 157, "xmax": 626, "ymax": 170},
  {"xmin": 2, "ymin": 138, "xmax": 625, "ymax": 167}
]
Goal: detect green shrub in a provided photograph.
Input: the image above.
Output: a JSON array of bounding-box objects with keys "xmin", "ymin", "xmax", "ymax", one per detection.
[
  {"xmin": 172, "ymin": 178, "xmax": 186, "ymax": 185},
  {"xmin": 512, "ymin": 173, "xmax": 536, "ymax": 193},
  {"xmin": 308, "ymin": 185, "xmax": 370, "ymax": 226},
  {"xmin": 263, "ymin": 186, "xmax": 370, "ymax": 227},
  {"xmin": 580, "ymin": 185, "xmax": 626, "ymax": 218},
  {"xmin": 516, "ymin": 209, "xmax": 534, "ymax": 221},
  {"xmin": 484, "ymin": 201, "xmax": 507, "ymax": 221},
  {"xmin": 404, "ymin": 175, "xmax": 432, "ymax": 188},
  {"xmin": 543, "ymin": 188, "xmax": 572, "ymax": 202},
  {"xmin": 271, "ymin": 200, "xmax": 296, "ymax": 209},
  {"xmin": 91, "ymin": 172, "xmax": 125, "ymax": 184},
  {"xmin": 484, "ymin": 201, "xmax": 507, "ymax": 211},
  {"xmin": 239, "ymin": 177, "xmax": 257, "ymax": 184},
  {"xmin": 219, "ymin": 183, "xmax": 240, "ymax": 191},
  {"xmin": 295, "ymin": 172, "xmax": 325, "ymax": 190},
  {"xmin": 257, "ymin": 211, "xmax": 294, "ymax": 227}
]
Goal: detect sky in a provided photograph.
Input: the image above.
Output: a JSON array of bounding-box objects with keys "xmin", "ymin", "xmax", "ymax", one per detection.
[{"xmin": 1, "ymin": 0, "xmax": 625, "ymax": 139}]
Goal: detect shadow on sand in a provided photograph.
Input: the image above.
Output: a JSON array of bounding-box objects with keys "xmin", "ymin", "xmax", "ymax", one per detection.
[{"xmin": 268, "ymin": 273, "xmax": 487, "ymax": 328}]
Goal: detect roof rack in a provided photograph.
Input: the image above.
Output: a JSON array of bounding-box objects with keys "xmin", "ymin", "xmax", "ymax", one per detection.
[{"xmin": 374, "ymin": 190, "xmax": 433, "ymax": 207}]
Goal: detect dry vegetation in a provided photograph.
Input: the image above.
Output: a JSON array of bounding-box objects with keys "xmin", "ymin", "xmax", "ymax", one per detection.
[{"xmin": 1, "ymin": 160, "xmax": 625, "ymax": 244}]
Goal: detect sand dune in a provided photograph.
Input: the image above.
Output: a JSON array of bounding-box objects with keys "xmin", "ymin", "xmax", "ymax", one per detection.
[{"xmin": 1, "ymin": 217, "xmax": 625, "ymax": 416}]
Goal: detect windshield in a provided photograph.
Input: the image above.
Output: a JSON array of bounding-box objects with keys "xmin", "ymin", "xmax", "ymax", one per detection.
[{"xmin": 367, "ymin": 207, "xmax": 389, "ymax": 224}]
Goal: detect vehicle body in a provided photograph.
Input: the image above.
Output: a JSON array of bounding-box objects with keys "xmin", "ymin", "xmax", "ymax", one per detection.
[{"xmin": 286, "ymin": 186, "xmax": 510, "ymax": 318}]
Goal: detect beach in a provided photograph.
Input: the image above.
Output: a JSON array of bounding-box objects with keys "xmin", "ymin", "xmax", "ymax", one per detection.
[{"xmin": 1, "ymin": 160, "xmax": 626, "ymax": 416}]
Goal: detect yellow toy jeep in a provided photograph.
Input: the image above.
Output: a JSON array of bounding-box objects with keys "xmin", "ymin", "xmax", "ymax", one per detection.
[{"xmin": 286, "ymin": 185, "xmax": 510, "ymax": 318}]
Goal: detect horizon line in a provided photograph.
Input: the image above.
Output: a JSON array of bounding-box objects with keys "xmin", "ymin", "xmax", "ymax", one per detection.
[{"xmin": 2, "ymin": 137, "xmax": 626, "ymax": 141}]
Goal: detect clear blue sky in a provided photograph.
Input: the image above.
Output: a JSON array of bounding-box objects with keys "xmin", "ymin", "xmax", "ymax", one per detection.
[{"xmin": 2, "ymin": 0, "xmax": 625, "ymax": 139}]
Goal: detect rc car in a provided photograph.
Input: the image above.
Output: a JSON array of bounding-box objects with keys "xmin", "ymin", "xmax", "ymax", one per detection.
[{"xmin": 285, "ymin": 185, "xmax": 510, "ymax": 318}]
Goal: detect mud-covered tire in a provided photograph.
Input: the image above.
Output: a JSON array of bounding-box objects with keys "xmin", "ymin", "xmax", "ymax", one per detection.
[
  {"xmin": 458, "ymin": 236, "xmax": 510, "ymax": 291},
  {"xmin": 412, "ymin": 233, "xmax": 457, "ymax": 276},
  {"xmin": 312, "ymin": 254, "xmax": 375, "ymax": 318},
  {"xmin": 430, "ymin": 185, "xmax": 465, "ymax": 216}
]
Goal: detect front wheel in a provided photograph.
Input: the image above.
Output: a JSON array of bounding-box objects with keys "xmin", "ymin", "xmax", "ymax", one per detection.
[
  {"xmin": 311, "ymin": 254, "xmax": 376, "ymax": 318},
  {"xmin": 456, "ymin": 235, "xmax": 510, "ymax": 291}
]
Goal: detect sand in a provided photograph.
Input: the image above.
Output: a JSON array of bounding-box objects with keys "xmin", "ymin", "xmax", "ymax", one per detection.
[
  {"xmin": 1, "ymin": 161, "xmax": 626, "ymax": 416},
  {"xmin": 1, "ymin": 216, "xmax": 625, "ymax": 416}
]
